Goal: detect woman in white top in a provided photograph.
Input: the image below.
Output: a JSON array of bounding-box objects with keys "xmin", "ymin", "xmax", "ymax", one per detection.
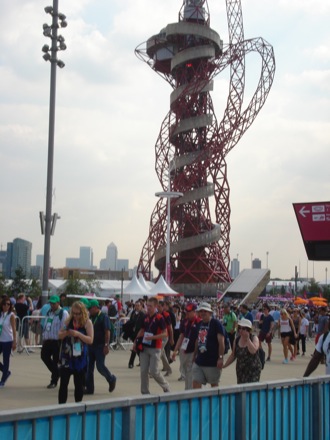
[
  {"xmin": 278, "ymin": 309, "xmax": 296, "ymax": 364},
  {"xmin": 0, "ymin": 297, "xmax": 17, "ymax": 386}
]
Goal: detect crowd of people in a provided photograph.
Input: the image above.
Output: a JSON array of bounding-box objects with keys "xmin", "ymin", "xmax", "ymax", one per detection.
[{"xmin": 0, "ymin": 291, "xmax": 329, "ymax": 402}]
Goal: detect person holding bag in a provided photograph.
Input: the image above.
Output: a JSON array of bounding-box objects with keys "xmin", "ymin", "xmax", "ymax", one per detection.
[{"xmin": 58, "ymin": 301, "xmax": 93, "ymax": 404}]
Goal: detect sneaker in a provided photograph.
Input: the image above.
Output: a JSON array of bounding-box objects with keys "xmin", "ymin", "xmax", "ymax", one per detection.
[
  {"xmin": 290, "ymin": 356, "xmax": 296, "ymax": 361},
  {"xmin": 177, "ymin": 376, "xmax": 185, "ymax": 381},
  {"xmin": 128, "ymin": 364, "xmax": 133, "ymax": 369},
  {"xmin": 302, "ymin": 353, "xmax": 305, "ymax": 356},
  {"xmin": 109, "ymin": 378, "xmax": 117, "ymax": 393},
  {"xmin": 282, "ymin": 359, "xmax": 289, "ymax": 364},
  {"xmin": 266, "ymin": 357, "xmax": 271, "ymax": 362},
  {"xmin": 0, "ymin": 382, "xmax": 5, "ymax": 388},
  {"xmin": 163, "ymin": 387, "xmax": 170, "ymax": 393},
  {"xmin": 47, "ymin": 382, "xmax": 57, "ymax": 389},
  {"xmin": 164, "ymin": 370, "xmax": 172, "ymax": 377},
  {"xmin": 27, "ymin": 349, "xmax": 35, "ymax": 354}
]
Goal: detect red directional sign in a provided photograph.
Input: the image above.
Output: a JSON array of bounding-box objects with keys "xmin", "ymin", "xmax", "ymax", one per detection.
[{"xmin": 293, "ymin": 201, "xmax": 330, "ymax": 260}]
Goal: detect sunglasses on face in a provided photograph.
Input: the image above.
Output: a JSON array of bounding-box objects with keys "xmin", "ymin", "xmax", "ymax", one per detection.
[{"xmin": 238, "ymin": 326, "xmax": 250, "ymax": 331}]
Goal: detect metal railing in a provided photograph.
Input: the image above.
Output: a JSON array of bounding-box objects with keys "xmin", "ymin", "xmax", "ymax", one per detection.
[{"xmin": 0, "ymin": 376, "xmax": 329, "ymax": 440}]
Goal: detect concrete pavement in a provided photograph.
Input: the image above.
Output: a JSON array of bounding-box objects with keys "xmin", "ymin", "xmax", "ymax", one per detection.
[{"xmin": 0, "ymin": 337, "xmax": 324, "ymax": 412}]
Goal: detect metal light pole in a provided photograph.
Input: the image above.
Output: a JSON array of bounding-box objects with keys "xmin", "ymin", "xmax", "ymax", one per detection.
[
  {"xmin": 155, "ymin": 190, "xmax": 183, "ymax": 284},
  {"xmin": 40, "ymin": 1, "xmax": 67, "ymax": 305},
  {"xmin": 155, "ymin": 161, "xmax": 183, "ymax": 284},
  {"xmin": 266, "ymin": 251, "xmax": 269, "ymax": 269}
]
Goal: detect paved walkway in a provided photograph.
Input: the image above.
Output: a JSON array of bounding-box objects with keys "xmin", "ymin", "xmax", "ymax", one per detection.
[{"xmin": 0, "ymin": 338, "xmax": 324, "ymax": 412}]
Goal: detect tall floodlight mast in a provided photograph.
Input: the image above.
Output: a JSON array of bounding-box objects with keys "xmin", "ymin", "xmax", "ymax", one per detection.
[{"xmin": 136, "ymin": 0, "xmax": 275, "ymax": 295}]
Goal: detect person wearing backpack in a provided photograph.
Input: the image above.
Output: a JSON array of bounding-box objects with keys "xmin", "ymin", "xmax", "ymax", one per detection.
[
  {"xmin": 223, "ymin": 318, "xmax": 262, "ymax": 384},
  {"xmin": 85, "ymin": 300, "xmax": 117, "ymax": 395}
]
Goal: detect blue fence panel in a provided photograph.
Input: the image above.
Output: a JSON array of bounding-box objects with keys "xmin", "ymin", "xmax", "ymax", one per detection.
[{"xmin": 0, "ymin": 377, "xmax": 329, "ymax": 440}]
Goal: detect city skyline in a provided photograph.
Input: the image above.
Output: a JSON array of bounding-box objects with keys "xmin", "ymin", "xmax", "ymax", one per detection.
[{"xmin": 0, "ymin": 1, "xmax": 329, "ymax": 283}]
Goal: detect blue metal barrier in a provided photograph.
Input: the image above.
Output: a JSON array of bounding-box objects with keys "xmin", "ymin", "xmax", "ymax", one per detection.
[{"xmin": 0, "ymin": 376, "xmax": 329, "ymax": 440}]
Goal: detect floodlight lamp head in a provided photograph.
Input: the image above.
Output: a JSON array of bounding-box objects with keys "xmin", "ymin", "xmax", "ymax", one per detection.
[
  {"xmin": 44, "ymin": 6, "xmax": 53, "ymax": 14},
  {"xmin": 42, "ymin": 44, "xmax": 50, "ymax": 53},
  {"xmin": 43, "ymin": 53, "xmax": 51, "ymax": 62},
  {"xmin": 58, "ymin": 13, "xmax": 66, "ymax": 21},
  {"xmin": 57, "ymin": 35, "xmax": 65, "ymax": 43},
  {"xmin": 59, "ymin": 42, "xmax": 67, "ymax": 51},
  {"xmin": 60, "ymin": 20, "xmax": 68, "ymax": 28},
  {"xmin": 57, "ymin": 59, "xmax": 65, "ymax": 68},
  {"xmin": 43, "ymin": 26, "xmax": 52, "ymax": 37}
]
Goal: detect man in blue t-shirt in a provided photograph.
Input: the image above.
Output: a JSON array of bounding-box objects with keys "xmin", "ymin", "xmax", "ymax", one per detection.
[
  {"xmin": 239, "ymin": 304, "xmax": 254, "ymax": 325},
  {"xmin": 192, "ymin": 302, "xmax": 225, "ymax": 389}
]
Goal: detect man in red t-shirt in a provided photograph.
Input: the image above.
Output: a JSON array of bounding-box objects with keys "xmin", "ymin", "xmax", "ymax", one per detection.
[{"xmin": 133, "ymin": 297, "xmax": 170, "ymax": 394}]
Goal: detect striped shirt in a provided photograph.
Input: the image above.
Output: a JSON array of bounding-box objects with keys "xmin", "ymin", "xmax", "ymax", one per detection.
[{"xmin": 42, "ymin": 308, "xmax": 69, "ymax": 341}]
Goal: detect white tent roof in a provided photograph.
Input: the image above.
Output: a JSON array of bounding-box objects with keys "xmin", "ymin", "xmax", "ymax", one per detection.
[
  {"xmin": 148, "ymin": 275, "xmax": 180, "ymax": 296},
  {"xmin": 138, "ymin": 275, "xmax": 152, "ymax": 291},
  {"xmin": 123, "ymin": 273, "xmax": 151, "ymax": 296}
]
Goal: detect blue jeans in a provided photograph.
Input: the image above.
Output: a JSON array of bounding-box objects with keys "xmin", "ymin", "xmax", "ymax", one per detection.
[
  {"xmin": 86, "ymin": 345, "xmax": 115, "ymax": 393},
  {"xmin": 0, "ymin": 341, "xmax": 12, "ymax": 382}
]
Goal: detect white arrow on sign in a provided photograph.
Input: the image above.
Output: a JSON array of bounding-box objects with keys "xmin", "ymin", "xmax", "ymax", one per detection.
[{"xmin": 299, "ymin": 206, "xmax": 310, "ymax": 218}]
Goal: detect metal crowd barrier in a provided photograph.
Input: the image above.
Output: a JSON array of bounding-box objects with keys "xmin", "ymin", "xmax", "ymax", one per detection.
[
  {"xmin": 16, "ymin": 315, "xmax": 47, "ymax": 355},
  {"xmin": 0, "ymin": 376, "xmax": 329, "ymax": 440},
  {"xmin": 110, "ymin": 317, "xmax": 132, "ymax": 351}
]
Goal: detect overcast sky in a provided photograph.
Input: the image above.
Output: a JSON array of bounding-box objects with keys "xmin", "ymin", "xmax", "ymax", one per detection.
[{"xmin": 1, "ymin": 0, "xmax": 329, "ymax": 283}]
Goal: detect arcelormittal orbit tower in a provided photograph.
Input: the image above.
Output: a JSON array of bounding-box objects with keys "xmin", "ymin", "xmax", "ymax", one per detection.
[{"xmin": 136, "ymin": 0, "xmax": 275, "ymax": 295}]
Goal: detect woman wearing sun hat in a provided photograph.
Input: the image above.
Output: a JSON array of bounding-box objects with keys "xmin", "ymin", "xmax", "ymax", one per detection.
[{"xmin": 223, "ymin": 318, "xmax": 262, "ymax": 384}]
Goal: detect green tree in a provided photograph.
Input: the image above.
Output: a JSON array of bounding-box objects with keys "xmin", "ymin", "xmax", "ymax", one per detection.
[
  {"xmin": 28, "ymin": 278, "xmax": 42, "ymax": 299},
  {"xmin": 61, "ymin": 277, "xmax": 85, "ymax": 296},
  {"xmin": 0, "ymin": 273, "xmax": 7, "ymax": 296},
  {"xmin": 7, "ymin": 266, "xmax": 29, "ymax": 297}
]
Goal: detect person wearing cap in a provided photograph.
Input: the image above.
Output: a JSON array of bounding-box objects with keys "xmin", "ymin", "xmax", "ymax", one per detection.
[
  {"xmin": 85, "ymin": 299, "xmax": 117, "ymax": 395},
  {"xmin": 172, "ymin": 302, "xmax": 201, "ymax": 390},
  {"xmin": 41, "ymin": 295, "xmax": 69, "ymax": 389},
  {"xmin": 192, "ymin": 302, "xmax": 226, "ymax": 389},
  {"xmin": 223, "ymin": 318, "xmax": 262, "ymax": 384}
]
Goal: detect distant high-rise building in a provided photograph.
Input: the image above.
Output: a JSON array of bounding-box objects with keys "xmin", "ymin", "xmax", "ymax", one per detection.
[
  {"xmin": 252, "ymin": 258, "xmax": 262, "ymax": 269},
  {"xmin": 79, "ymin": 246, "xmax": 93, "ymax": 269},
  {"xmin": 230, "ymin": 258, "xmax": 240, "ymax": 279},
  {"xmin": 66, "ymin": 258, "xmax": 80, "ymax": 268},
  {"xmin": 106, "ymin": 243, "xmax": 117, "ymax": 270},
  {"xmin": 117, "ymin": 259, "xmax": 129, "ymax": 271},
  {"xmin": 99, "ymin": 258, "xmax": 108, "ymax": 270},
  {"xmin": 0, "ymin": 250, "xmax": 6, "ymax": 274},
  {"xmin": 8, "ymin": 238, "xmax": 32, "ymax": 278},
  {"xmin": 36, "ymin": 255, "xmax": 44, "ymax": 267}
]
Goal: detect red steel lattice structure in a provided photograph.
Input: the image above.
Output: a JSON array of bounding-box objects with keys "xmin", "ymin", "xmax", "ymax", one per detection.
[{"xmin": 136, "ymin": 0, "xmax": 275, "ymax": 288}]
